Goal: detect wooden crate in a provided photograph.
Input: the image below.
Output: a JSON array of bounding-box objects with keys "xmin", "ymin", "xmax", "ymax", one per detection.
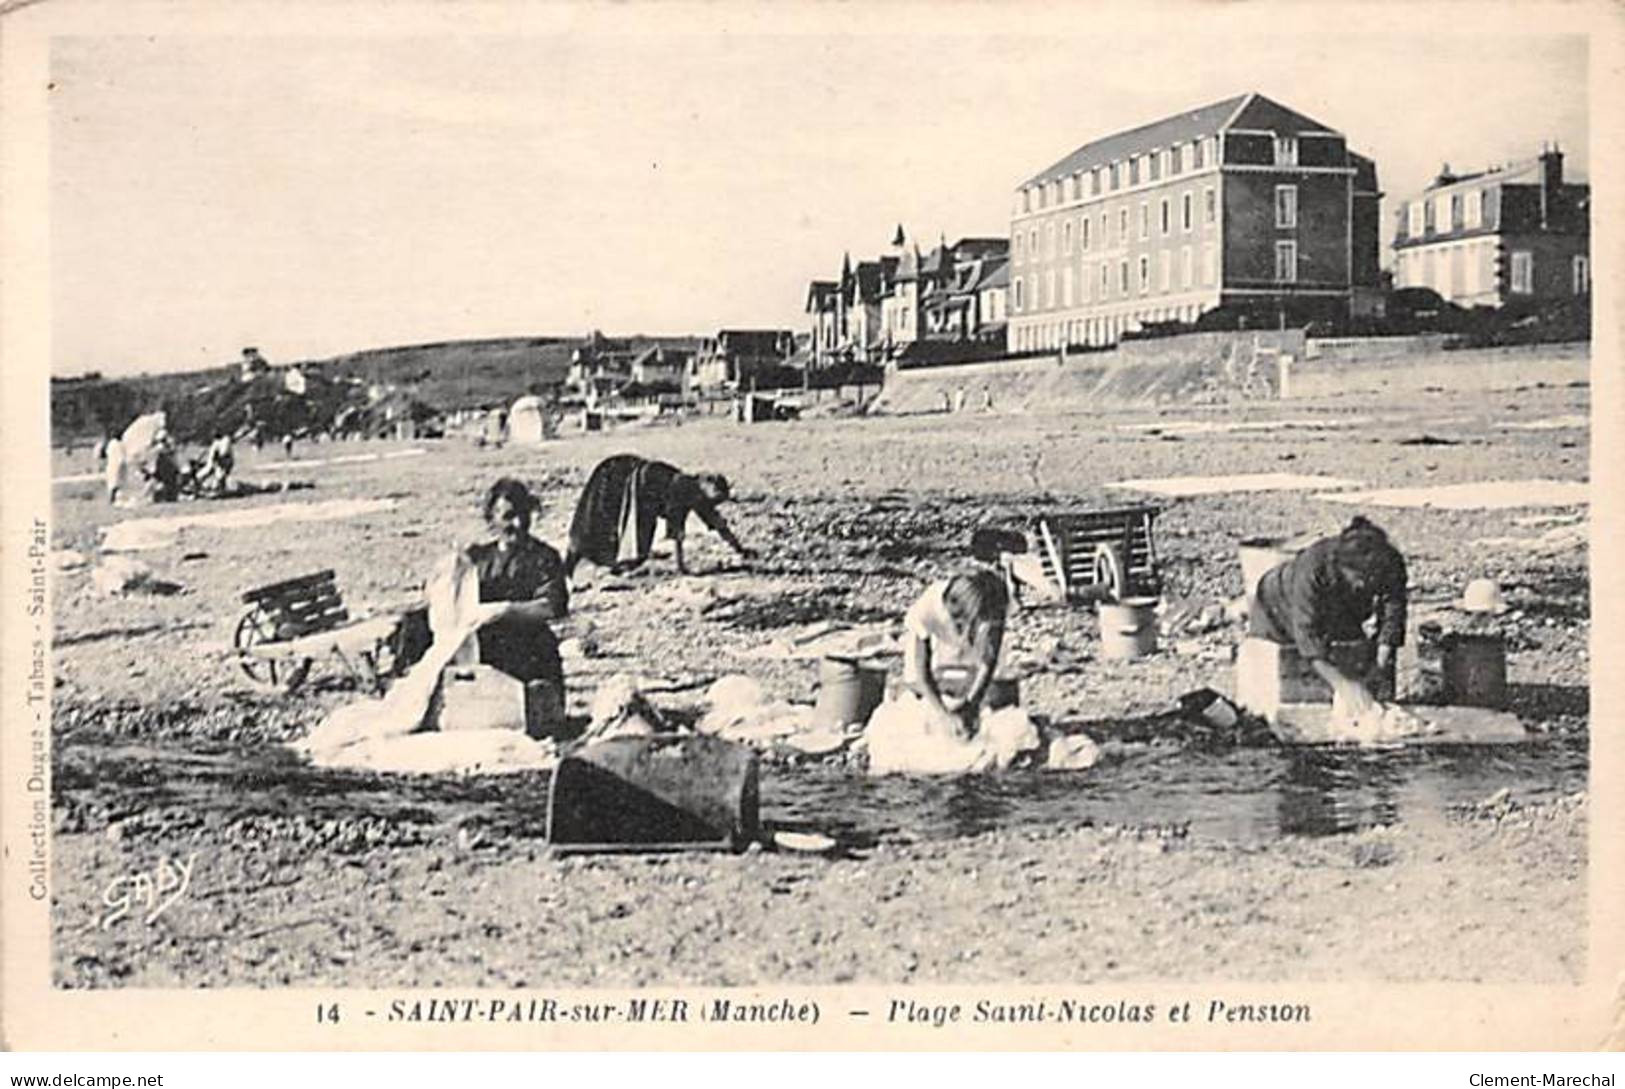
[
  {"xmin": 1236, "ymin": 637, "xmax": 1384, "ymax": 723},
  {"xmin": 430, "ymin": 664, "xmax": 564, "ymax": 737}
]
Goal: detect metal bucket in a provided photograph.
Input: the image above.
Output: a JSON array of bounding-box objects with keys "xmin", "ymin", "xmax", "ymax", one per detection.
[
  {"xmin": 545, "ymin": 734, "xmax": 759, "ymax": 853},
  {"xmin": 1098, "ymin": 597, "xmax": 1159, "ymax": 660},
  {"xmin": 1238, "ymin": 537, "xmax": 1299, "ymax": 598},
  {"xmin": 813, "ymin": 656, "xmax": 888, "ymax": 728},
  {"xmin": 1443, "ymin": 633, "xmax": 1507, "ymax": 709}
]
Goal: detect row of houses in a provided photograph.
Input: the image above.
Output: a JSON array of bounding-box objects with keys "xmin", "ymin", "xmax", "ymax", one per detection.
[
  {"xmin": 802, "ymin": 92, "xmax": 1589, "ymax": 361},
  {"xmin": 566, "ymin": 329, "xmax": 799, "ymax": 400},
  {"xmin": 805, "ymin": 231, "xmax": 1011, "ymax": 368}
]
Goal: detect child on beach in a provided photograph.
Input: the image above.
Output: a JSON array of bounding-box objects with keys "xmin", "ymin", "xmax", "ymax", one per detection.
[{"xmin": 865, "ymin": 567, "xmax": 1038, "ymax": 774}]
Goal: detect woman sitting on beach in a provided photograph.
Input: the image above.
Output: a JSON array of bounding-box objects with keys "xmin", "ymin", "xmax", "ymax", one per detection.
[
  {"xmin": 1249, "ymin": 515, "xmax": 1408, "ymax": 719},
  {"xmin": 458, "ymin": 477, "xmax": 570, "ymax": 692},
  {"xmin": 565, "ymin": 453, "xmax": 755, "ymax": 578},
  {"xmin": 865, "ymin": 567, "xmax": 1038, "ymax": 775}
]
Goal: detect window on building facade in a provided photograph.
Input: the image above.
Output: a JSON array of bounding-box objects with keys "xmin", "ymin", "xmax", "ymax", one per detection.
[
  {"xmin": 1573, "ymin": 255, "xmax": 1590, "ymax": 295},
  {"xmin": 1150, "ymin": 150, "xmax": 1162, "ymax": 181},
  {"xmin": 1182, "ymin": 192, "xmax": 1193, "ymax": 232},
  {"xmin": 1434, "ymin": 195, "xmax": 1449, "ymax": 233},
  {"xmin": 1273, "ymin": 135, "xmax": 1298, "ymax": 166},
  {"xmin": 1119, "ymin": 260, "xmax": 1129, "ymax": 295},
  {"xmin": 1129, "ymin": 157, "xmax": 1140, "ymax": 185},
  {"xmin": 1510, "ymin": 251, "xmax": 1533, "ymax": 293},
  {"xmin": 1205, "ymin": 186, "xmax": 1216, "ymax": 224},
  {"xmin": 1408, "ymin": 201, "xmax": 1425, "ymax": 238},
  {"xmin": 1118, "ymin": 208, "xmax": 1129, "ymax": 243},
  {"xmin": 1081, "ymin": 216, "xmax": 1091, "ymax": 251},
  {"xmin": 1101, "ymin": 262, "xmax": 1110, "ymax": 298},
  {"xmin": 1160, "ymin": 198, "xmax": 1171, "ymax": 235},
  {"xmin": 1202, "ymin": 243, "xmax": 1215, "ymax": 285},
  {"xmin": 1139, "ymin": 202, "xmax": 1149, "ymax": 240},
  {"xmin": 1037, "ymin": 185, "xmax": 1047, "ymax": 210},
  {"xmin": 1110, "ymin": 162, "xmax": 1121, "ymax": 190},
  {"xmin": 1067, "ymin": 176, "xmax": 1076, "ymax": 201},
  {"xmin": 1092, "ymin": 168, "xmax": 1102, "ymax": 196},
  {"xmin": 1274, "ymin": 240, "xmax": 1298, "ymax": 282},
  {"xmin": 1013, "ymin": 232, "xmax": 1022, "ymax": 263},
  {"xmin": 1022, "ymin": 188, "xmax": 1031, "ymax": 214},
  {"xmin": 1181, "ymin": 246, "xmax": 1193, "ymax": 289},
  {"xmin": 1030, "ymin": 228, "xmax": 1038, "ymax": 258},
  {"xmin": 1171, "ymin": 145, "xmax": 1183, "ymax": 175},
  {"xmin": 1465, "ymin": 190, "xmax": 1482, "ymax": 229},
  {"xmin": 1192, "ymin": 138, "xmax": 1204, "ymax": 169},
  {"xmin": 1158, "ymin": 251, "xmax": 1170, "ymax": 292},
  {"xmin": 1275, "ymin": 185, "xmax": 1298, "ymax": 229},
  {"xmin": 1063, "ymin": 220, "xmax": 1073, "ymax": 254},
  {"xmin": 1046, "ymin": 222, "xmax": 1056, "ymax": 258},
  {"xmin": 1450, "ymin": 193, "xmax": 1463, "ymax": 231},
  {"xmin": 1206, "ymin": 137, "xmax": 1218, "ymax": 165},
  {"xmin": 1138, "ymin": 255, "xmax": 1150, "ymax": 294},
  {"xmin": 1013, "ymin": 277, "xmax": 1024, "ymax": 311}
]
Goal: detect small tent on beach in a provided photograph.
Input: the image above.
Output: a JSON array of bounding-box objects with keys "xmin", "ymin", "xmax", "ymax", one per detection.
[{"xmin": 508, "ymin": 395, "xmax": 556, "ymax": 444}]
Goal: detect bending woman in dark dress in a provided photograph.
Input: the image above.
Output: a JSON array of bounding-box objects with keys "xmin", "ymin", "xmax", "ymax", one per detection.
[
  {"xmin": 465, "ymin": 478, "xmax": 569, "ymax": 688},
  {"xmin": 565, "ymin": 453, "xmax": 754, "ymax": 578},
  {"xmin": 1249, "ymin": 516, "xmax": 1408, "ymax": 719}
]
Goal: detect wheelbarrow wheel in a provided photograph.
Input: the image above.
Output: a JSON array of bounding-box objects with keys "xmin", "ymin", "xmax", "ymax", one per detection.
[
  {"xmin": 1092, "ymin": 543, "xmax": 1126, "ymax": 604},
  {"xmin": 233, "ymin": 608, "xmax": 313, "ymax": 694}
]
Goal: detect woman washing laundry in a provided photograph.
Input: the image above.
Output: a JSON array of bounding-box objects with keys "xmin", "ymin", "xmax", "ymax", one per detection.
[
  {"xmin": 1249, "ymin": 515, "xmax": 1408, "ymax": 719},
  {"xmin": 865, "ymin": 567, "xmax": 1038, "ymax": 775},
  {"xmin": 565, "ymin": 453, "xmax": 755, "ymax": 578},
  {"xmin": 460, "ymin": 477, "xmax": 571, "ymax": 691}
]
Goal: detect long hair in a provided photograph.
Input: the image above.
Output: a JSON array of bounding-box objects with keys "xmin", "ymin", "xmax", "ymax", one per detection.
[{"xmin": 941, "ymin": 567, "xmax": 1009, "ymax": 657}]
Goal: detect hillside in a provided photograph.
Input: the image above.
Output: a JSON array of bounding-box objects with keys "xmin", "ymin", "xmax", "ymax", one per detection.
[{"xmin": 50, "ymin": 333, "xmax": 702, "ymax": 445}]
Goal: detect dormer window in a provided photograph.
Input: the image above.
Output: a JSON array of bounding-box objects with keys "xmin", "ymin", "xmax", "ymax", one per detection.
[{"xmin": 1274, "ymin": 135, "xmax": 1299, "ymax": 166}]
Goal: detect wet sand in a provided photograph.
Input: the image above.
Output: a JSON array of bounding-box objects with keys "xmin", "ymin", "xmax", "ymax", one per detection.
[{"xmin": 48, "ymin": 368, "xmax": 1590, "ymax": 986}]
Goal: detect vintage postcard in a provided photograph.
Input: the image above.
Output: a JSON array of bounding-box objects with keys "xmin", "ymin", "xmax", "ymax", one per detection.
[{"xmin": 2, "ymin": 0, "xmax": 1621, "ymax": 1053}]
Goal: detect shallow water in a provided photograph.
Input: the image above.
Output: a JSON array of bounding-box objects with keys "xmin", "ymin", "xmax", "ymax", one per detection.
[{"xmin": 762, "ymin": 738, "xmax": 1589, "ymax": 846}]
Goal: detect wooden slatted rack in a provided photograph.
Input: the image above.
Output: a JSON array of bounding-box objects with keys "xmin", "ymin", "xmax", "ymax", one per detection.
[{"xmin": 1034, "ymin": 506, "xmax": 1162, "ymax": 603}]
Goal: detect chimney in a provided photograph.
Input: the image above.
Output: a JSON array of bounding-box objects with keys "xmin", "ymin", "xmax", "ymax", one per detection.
[{"xmin": 1534, "ymin": 143, "xmax": 1562, "ymax": 228}]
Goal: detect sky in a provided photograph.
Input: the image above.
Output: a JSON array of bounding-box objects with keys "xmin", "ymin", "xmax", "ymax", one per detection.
[{"xmin": 48, "ymin": 20, "xmax": 1591, "ymax": 377}]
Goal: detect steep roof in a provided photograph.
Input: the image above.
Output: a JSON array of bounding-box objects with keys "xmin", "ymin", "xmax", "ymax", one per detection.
[
  {"xmin": 975, "ymin": 257, "xmax": 1009, "ymax": 291},
  {"xmin": 1020, "ymin": 92, "xmax": 1340, "ymax": 189}
]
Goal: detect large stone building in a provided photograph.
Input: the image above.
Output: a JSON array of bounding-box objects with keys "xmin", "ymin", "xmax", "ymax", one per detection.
[
  {"xmin": 1007, "ymin": 92, "xmax": 1382, "ymax": 352},
  {"xmin": 1391, "ymin": 147, "xmax": 1589, "ymax": 308}
]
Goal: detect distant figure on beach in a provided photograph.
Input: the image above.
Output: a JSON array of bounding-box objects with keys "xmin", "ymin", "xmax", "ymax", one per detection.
[
  {"xmin": 1249, "ymin": 516, "xmax": 1408, "ymax": 717},
  {"xmin": 565, "ymin": 453, "xmax": 754, "ymax": 578},
  {"xmin": 953, "ymin": 385, "xmax": 967, "ymax": 414},
  {"xmin": 982, "ymin": 386, "xmax": 994, "ymax": 412},
  {"xmin": 147, "ymin": 430, "xmax": 181, "ymax": 502},
  {"xmin": 282, "ymin": 434, "xmax": 295, "ymax": 459},
  {"xmin": 199, "ymin": 430, "xmax": 235, "ymax": 495},
  {"xmin": 941, "ymin": 390, "xmax": 952, "ymax": 414}
]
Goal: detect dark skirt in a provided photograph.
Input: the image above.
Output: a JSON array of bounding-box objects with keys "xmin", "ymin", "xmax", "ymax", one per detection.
[
  {"xmin": 567, "ymin": 455, "xmax": 682, "ymax": 569},
  {"xmin": 476, "ymin": 616, "xmax": 562, "ymax": 687}
]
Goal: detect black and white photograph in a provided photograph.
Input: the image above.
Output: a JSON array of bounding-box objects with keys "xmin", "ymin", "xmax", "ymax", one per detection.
[{"xmin": 2, "ymin": 0, "xmax": 1620, "ymax": 1053}]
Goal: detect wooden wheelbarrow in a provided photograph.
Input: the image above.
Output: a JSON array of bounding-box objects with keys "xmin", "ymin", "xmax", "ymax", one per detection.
[{"xmin": 232, "ymin": 569, "xmax": 428, "ymax": 695}]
